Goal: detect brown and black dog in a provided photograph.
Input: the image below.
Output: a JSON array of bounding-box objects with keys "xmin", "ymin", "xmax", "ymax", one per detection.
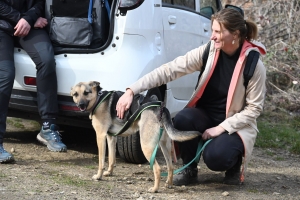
[{"xmin": 70, "ymin": 81, "xmax": 201, "ymax": 192}]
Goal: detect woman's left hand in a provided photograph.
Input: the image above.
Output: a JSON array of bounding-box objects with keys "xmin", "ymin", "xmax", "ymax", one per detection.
[{"xmin": 202, "ymin": 125, "xmax": 226, "ymax": 140}]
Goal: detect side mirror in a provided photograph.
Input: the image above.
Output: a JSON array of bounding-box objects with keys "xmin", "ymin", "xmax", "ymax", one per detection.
[{"xmin": 200, "ymin": 6, "xmax": 214, "ymax": 19}]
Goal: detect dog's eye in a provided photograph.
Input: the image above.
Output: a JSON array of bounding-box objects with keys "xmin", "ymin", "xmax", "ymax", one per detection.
[
  {"xmin": 73, "ymin": 92, "xmax": 78, "ymax": 97},
  {"xmin": 83, "ymin": 91, "xmax": 90, "ymax": 96}
]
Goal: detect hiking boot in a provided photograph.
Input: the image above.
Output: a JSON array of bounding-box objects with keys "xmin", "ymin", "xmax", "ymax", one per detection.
[
  {"xmin": 37, "ymin": 124, "xmax": 67, "ymax": 152},
  {"xmin": 223, "ymin": 156, "xmax": 242, "ymax": 185},
  {"xmin": 173, "ymin": 167, "xmax": 198, "ymax": 186},
  {"xmin": 0, "ymin": 144, "xmax": 14, "ymax": 163}
]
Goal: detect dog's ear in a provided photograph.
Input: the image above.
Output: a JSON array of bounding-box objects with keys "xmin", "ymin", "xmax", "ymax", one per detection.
[{"xmin": 89, "ymin": 81, "xmax": 100, "ymax": 88}]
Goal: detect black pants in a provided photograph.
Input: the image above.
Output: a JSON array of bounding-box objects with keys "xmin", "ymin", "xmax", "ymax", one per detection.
[
  {"xmin": 0, "ymin": 29, "xmax": 58, "ymax": 144},
  {"xmin": 173, "ymin": 107, "xmax": 244, "ymax": 171}
]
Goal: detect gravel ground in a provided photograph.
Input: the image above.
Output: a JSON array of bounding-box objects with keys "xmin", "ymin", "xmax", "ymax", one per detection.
[{"xmin": 1, "ymin": 118, "xmax": 300, "ymax": 200}]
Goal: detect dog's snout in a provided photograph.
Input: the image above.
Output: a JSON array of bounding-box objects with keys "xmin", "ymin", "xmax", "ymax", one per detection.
[
  {"xmin": 78, "ymin": 102, "xmax": 87, "ymax": 111},
  {"xmin": 79, "ymin": 103, "xmax": 85, "ymax": 108}
]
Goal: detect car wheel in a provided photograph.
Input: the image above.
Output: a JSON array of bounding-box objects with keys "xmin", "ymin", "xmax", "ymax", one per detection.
[{"xmin": 117, "ymin": 88, "xmax": 163, "ymax": 164}]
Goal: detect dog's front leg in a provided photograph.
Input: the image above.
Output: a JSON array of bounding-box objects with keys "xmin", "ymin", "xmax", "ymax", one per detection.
[
  {"xmin": 92, "ymin": 130, "xmax": 107, "ymax": 180},
  {"xmin": 103, "ymin": 135, "xmax": 117, "ymax": 176}
]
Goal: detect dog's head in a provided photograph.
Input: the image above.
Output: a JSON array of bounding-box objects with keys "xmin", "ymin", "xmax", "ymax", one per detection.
[{"xmin": 70, "ymin": 81, "xmax": 101, "ymax": 111}]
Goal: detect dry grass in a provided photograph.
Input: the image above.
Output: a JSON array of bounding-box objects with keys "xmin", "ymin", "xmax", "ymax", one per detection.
[{"xmin": 223, "ymin": 0, "xmax": 300, "ymax": 113}]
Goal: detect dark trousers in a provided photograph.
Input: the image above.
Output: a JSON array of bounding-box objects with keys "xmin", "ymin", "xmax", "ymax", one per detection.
[
  {"xmin": 173, "ymin": 107, "xmax": 244, "ymax": 171},
  {"xmin": 0, "ymin": 29, "xmax": 58, "ymax": 144}
]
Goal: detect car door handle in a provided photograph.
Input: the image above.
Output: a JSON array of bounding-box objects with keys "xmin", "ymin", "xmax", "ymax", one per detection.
[
  {"xmin": 168, "ymin": 15, "xmax": 176, "ymax": 24},
  {"xmin": 204, "ymin": 28, "xmax": 208, "ymax": 32}
]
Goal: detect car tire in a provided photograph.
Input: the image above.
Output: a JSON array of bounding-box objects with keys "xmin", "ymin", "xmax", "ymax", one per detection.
[{"xmin": 117, "ymin": 88, "xmax": 163, "ymax": 164}]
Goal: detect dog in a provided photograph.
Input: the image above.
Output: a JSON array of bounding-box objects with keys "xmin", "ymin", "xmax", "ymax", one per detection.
[{"xmin": 70, "ymin": 81, "xmax": 202, "ymax": 192}]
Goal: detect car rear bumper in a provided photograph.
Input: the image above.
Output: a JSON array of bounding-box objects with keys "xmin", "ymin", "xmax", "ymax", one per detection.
[{"xmin": 8, "ymin": 89, "xmax": 92, "ymax": 128}]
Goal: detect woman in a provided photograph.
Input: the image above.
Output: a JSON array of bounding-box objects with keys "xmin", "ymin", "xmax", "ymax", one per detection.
[{"xmin": 116, "ymin": 8, "xmax": 266, "ymax": 186}]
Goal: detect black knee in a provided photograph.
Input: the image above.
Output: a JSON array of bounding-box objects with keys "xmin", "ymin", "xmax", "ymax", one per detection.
[
  {"xmin": 173, "ymin": 109, "xmax": 195, "ymax": 131},
  {"xmin": 34, "ymin": 43, "xmax": 56, "ymax": 75},
  {"xmin": 37, "ymin": 55, "xmax": 55, "ymax": 73},
  {"xmin": 203, "ymin": 148, "xmax": 232, "ymax": 171}
]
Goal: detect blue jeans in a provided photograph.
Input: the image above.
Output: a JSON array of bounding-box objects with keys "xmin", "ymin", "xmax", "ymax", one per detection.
[
  {"xmin": 0, "ymin": 29, "xmax": 58, "ymax": 144},
  {"xmin": 173, "ymin": 107, "xmax": 244, "ymax": 171}
]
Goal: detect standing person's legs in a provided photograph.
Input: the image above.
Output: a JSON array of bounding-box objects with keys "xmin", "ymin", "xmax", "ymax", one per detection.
[
  {"xmin": 172, "ymin": 107, "xmax": 214, "ymax": 185},
  {"xmin": 202, "ymin": 132, "xmax": 244, "ymax": 185},
  {"xmin": 17, "ymin": 29, "xmax": 67, "ymax": 152},
  {"xmin": 0, "ymin": 30, "xmax": 15, "ymax": 163}
]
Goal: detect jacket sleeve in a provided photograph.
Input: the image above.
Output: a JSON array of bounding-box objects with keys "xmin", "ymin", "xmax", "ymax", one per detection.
[
  {"xmin": 129, "ymin": 44, "xmax": 207, "ymax": 95},
  {"xmin": 0, "ymin": 1, "xmax": 21, "ymax": 25},
  {"xmin": 21, "ymin": 0, "xmax": 44, "ymax": 27},
  {"xmin": 220, "ymin": 59, "xmax": 266, "ymax": 134}
]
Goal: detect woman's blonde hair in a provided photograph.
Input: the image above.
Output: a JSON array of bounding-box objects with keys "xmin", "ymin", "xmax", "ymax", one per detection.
[{"xmin": 211, "ymin": 8, "xmax": 258, "ymax": 42}]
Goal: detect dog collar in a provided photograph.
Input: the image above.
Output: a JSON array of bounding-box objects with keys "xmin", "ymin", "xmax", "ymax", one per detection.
[{"xmin": 90, "ymin": 91, "xmax": 113, "ymax": 115}]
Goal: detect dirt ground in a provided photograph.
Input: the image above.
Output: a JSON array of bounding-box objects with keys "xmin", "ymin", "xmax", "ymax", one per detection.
[{"xmin": 1, "ymin": 118, "xmax": 300, "ymax": 200}]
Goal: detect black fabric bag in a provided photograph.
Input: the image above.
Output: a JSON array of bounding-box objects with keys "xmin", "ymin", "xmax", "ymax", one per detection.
[
  {"xmin": 45, "ymin": 0, "xmax": 109, "ymax": 48},
  {"xmin": 49, "ymin": 17, "xmax": 93, "ymax": 47}
]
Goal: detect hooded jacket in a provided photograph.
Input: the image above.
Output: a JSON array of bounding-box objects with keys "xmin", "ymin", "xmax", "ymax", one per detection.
[
  {"xmin": 129, "ymin": 40, "xmax": 267, "ymax": 182},
  {"xmin": 0, "ymin": 0, "xmax": 44, "ymax": 35}
]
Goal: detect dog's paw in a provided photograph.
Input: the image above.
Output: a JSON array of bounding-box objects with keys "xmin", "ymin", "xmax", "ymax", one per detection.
[
  {"xmin": 148, "ymin": 187, "xmax": 158, "ymax": 193},
  {"xmin": 164, "ymin": 182, "xmax": 172, "ymax": 189},
  {"xmin": 92, "ymin": 174, "xmax": 102, "ymax": 180},
  {"xmin": 103, "ymin": 171, "xmax": 112, "ymax": 176}
]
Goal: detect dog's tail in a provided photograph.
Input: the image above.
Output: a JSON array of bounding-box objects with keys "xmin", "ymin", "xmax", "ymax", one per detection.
[{"xmin": 161, "ymin": 107, "xmax": 202, "ymax": 141}]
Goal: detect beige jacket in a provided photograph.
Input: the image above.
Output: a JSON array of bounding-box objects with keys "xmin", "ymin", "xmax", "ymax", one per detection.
[{"xmin": 129, "ymin": 40, "xmax": 267, "ymax": 182}]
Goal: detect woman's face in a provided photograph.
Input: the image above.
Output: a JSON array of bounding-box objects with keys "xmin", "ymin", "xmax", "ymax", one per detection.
[{"xmin": 210, "ymin": 20, "xmax": 239, "ymax": 55}]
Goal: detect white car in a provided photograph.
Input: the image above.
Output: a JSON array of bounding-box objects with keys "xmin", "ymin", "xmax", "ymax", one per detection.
[{"xmin": 9, "ymin": 0, "xmax": 222, "ymax": 163}]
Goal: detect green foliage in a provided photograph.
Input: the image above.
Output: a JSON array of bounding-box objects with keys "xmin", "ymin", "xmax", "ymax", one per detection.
[
  {"xmin": 7, "ymin": 118, "xmax": 25, "ymax": 129},
  {"xmin": 256, "ymin": 112, "xmax": 300, "ymax": 154},
  {"xmin": 51, "ymin": 173, "xmax": 89, "ymax": 187},
  {"xmin": 247, "ymin": 189, "xmax": 260, "ymax": 193},
  {"xmin": 85, "ymin": 165, "xmax": 97, "ymax": 170},
  {"xmin": 7, "ymin": 117, "xmax": 40, "ymax": 131}
]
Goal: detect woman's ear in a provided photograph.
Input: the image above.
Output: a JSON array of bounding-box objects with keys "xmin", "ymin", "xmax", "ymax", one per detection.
[{"xmin": 233, "ymin": 30, "xmax": 240, "ymax": 39}]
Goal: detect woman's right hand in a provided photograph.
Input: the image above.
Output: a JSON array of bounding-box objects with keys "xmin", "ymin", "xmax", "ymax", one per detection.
[{"xmin": 116, "ymin": 89, "xmax": 134, "ymax": 119}]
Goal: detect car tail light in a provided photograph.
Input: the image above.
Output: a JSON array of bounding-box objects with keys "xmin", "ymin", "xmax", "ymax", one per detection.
[
  {"xmin": 60, "ymin": 104, "xmax": 80, "ymax": 111},
  {"xmin": 119, "ymin": 0, "xmax": 144, "ymax": 11},
  {"xmin": 24, "ymin": 76, "xmax": 37, "ymax": 86}
]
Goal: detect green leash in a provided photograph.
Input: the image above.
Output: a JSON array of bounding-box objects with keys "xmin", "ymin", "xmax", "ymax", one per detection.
[
  {"xmin": 150, "ymin": 135, "xmax": 212, "ymax": 176},
  {"xmin": 149, "ymin": 127, "xmax": 164, "ymax": 170}
]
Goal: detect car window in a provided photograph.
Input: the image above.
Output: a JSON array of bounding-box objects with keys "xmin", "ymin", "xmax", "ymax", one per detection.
[
  {"xmin": 174, "ymin": 0, "xmax": 195, "ymax": 10},
  {"xmin": 162, "ymin": 0, "xmax": 195, "ymax": 11},
  {"xmin": 163, "ymin": 0, "xmax": 172, "ymax": 3},
  {"xmin": 199, "ymin": 0, "xmax": 219, "ymax": 18}
]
